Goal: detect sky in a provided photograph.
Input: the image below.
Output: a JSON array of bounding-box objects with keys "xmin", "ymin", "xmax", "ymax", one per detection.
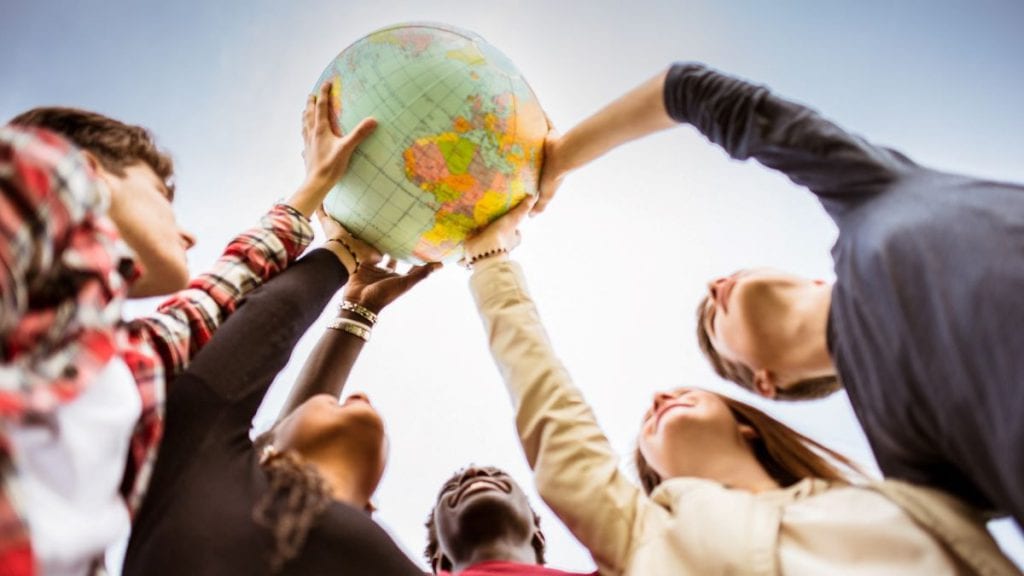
[{"xmin": 3, "ymin": 0, "xmax": 1023, "ymax": 572}]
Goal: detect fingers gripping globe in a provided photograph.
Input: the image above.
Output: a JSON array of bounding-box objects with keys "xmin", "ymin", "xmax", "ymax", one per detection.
[{"xmin": 314, "ymin": 23, "xmax": 547, "ymax": 263}]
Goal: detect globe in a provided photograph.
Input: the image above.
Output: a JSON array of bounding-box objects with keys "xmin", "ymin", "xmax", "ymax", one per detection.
[{"xmin": 313, "ymin": 23, "xmax": 547, "ymax": 263}]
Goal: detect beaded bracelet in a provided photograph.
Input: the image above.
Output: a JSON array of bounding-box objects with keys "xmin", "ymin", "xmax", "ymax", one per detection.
[
  {"xmin": 327, "ymin": 317, "xmax": 372, "ymax": 342},
  {"xmin": 340, "ymin": 300, "xmax": 378, "ymax": 325},
  {"xmin": 326, "ymin": 237, "xmax": 360, "ymax": 274},
  {"xmin": 466, "ymin": 247, "xmax": 508, "ymax": 269}
]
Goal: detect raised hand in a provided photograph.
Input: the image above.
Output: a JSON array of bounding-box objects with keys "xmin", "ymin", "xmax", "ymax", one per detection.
[
  {"xmin": 463, "ymin": 195, "xmax": 536, "ymax": 264},
  {"xmin": 531, "ymin": 118, "xmax": 564, "ymax": 216},
  {"xmin": 316, "ymin": 206, "xmax": 383, "ymax": 275},
  {"xmin": 343, "ymin": 257, "xmax": 442, "ymax": 314},
  {"xmin": 287, "ymin": 82, "xmax": 378, "ymax": 217}
]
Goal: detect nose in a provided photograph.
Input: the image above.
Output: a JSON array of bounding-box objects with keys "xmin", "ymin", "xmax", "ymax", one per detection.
[
  {"xmin": 347, "ymin": 393, "xmax": 370, "ymax": 403},
  {"xmin": 708, "ymin": 277, "xmax": 727, "ymax": 303},
  {"xmin": 652, "ymin": 391, "xmax": 675, "ymax": 413},
  {"xmin": 180, "ymin": 229, "xmax": 197, "ymax": 250},
  {"xmin": 458, "ymin": 466, "xmax": 494, "ymax": 484}
]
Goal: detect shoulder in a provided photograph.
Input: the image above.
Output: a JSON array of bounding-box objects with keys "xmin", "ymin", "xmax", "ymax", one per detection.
[{"xmin": 1, "ymin": 125, "xmax": 107, "ymax": 214}]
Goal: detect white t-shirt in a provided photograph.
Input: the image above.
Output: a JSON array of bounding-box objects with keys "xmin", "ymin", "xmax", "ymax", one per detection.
[{"xmin": 4, "ymin": 357, "xmax": 140, "ymax": 576}]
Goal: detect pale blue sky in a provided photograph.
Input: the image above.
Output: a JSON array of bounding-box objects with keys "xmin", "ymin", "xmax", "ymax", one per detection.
[{"xmin": 4, "ymin": 0, "xmax": 1022, "ymax": 571}]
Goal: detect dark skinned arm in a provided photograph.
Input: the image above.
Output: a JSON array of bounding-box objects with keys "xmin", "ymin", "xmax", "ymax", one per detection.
[{"xmin": 272, "ymin": 257, "xmax": 441, "ymax": 424}]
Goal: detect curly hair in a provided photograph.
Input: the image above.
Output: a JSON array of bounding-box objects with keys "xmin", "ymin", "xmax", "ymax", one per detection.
[
  {"xmin": 253, "ymin": 445, "xmax": 333, "ymax": 573},
  {"xmin": 635, "ymin": 391, "xmax": 864, "ymax": 494},
  {"xmin": 423, "ymin": 468, "xmax": 545, "ymax": 573},
  {"xmin": 9, "ymin": 106, "xmax": 175, "ymax": 196}
]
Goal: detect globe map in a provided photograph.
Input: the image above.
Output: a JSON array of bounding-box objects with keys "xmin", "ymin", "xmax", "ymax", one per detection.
[{"xmin": 315, "ymin": 23, "xmax": 547, "ymax": 263}]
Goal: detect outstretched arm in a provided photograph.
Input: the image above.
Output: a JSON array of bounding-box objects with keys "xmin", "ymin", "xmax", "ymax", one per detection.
[
  {"xmin": 536, "ymin": 63, "xmax": 915, "ymax": 214},
  {"xmin": 465, "ymin": 202, "xmax": 651, "ymax": 575},
  {"xmin": 533, "ymin": 70, "xmax": 676, "ymax": 214},
  {"xmin": 273, "ymin": 251, "xmax": 440, "ymax": 422}
]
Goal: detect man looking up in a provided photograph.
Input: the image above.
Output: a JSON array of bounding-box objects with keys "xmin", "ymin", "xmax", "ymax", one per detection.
[{"xmin": 426, "ymin": 465, "xmax": 596, "ymax": 576}]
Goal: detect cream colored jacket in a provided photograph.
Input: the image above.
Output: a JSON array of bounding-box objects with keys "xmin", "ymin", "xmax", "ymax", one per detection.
[{"xmin": 470, "ymin": 260, "xmax": 1019, "ymax": 576}]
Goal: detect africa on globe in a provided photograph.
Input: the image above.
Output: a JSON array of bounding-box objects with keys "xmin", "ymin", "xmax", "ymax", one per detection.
[{"xmin": 313, "ymin": 23, "xmax": 547, "ymax": 263}]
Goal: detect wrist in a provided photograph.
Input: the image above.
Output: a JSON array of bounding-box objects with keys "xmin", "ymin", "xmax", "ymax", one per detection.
[
  {"xmin": 286, "ymin": 178, "xmax": 333, "ymax": 217},
  {"xmin": 327, "ymin": 316, "xmax": 372, "ymax": 342},
  {"xmin": 339, "ymin": 300, "xmax": 379, "ymax": 324},
  {"xmin": 324, "ymin": 239, "xmax": 359, "ymax": 275},
  {"xmin": 464, "ymin": 247, "xmax": 509, "ymax": 269},
  {"xmin": 549, "ymin": 132, "xmax": 581, "ymax": 175}
]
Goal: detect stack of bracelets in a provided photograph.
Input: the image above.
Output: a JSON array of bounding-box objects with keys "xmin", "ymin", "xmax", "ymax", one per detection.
[{"xmin": 327, "ymin": 300, "xmax": 377, "ymax": 341}]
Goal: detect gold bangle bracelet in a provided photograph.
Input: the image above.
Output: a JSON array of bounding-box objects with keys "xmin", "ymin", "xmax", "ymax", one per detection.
[
  {"xmin": 327, "ymin": 317, "xmax": 371, "ymax": 342},
  {"xmin": 340, "ymin": 300, "xmax": 378, "ymax": 325}
]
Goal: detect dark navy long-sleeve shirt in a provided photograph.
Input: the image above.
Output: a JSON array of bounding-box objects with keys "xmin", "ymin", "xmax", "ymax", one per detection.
[{"xmin": 664, "ymin": 63, "xmax": 1024, "ymax": 525}]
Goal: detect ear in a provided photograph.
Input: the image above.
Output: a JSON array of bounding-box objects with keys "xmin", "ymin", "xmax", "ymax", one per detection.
[
  {"xmin": 753, "ymin": 370, "xmax": 778, "ymax": 399},
  {"xmin": 531, "ymin": 527, "xmax": 546, "ymax": 555},
  {"xmin": 431, "ymin": 552, "xmax": 450, "ymax": 574},
  {"xmin": 738, "ymin": 423, "xmax": 759, "ymax": 441},
  {"xmin": 79, "ymin": 150, "xmax": 103, "ymax": 174}
]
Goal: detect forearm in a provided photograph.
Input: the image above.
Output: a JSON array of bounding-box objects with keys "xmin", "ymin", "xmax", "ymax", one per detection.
[
  {"xmin": 556, "ymin": 68, "xmax": 676, "ymax": 173},
  {"xmin": 664, "ymin": 62, "xmax": 909, "ymax": 196},
  {"xmin": 470, "ymin": 259, "xmax": 640, "ymax": 573},
  {"xmin": 139, "ymin": 204, "xmax": 314, "ymax": 375},
  {"xmin": 283, "ymin": 177, "xmax": 332, "ymax": 219},
  {"xmin": 275, "ymin": 308, "xmax": 367, "ymax": 420},
  {"xmin": 186, "ymin": 249, "xmax": 347, "ymax": 403}
]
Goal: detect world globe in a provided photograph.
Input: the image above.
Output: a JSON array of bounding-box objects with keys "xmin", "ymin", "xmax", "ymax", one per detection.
[{"xmin": 314, "ymin": 23, "xmax": 547, "ymax": 263}]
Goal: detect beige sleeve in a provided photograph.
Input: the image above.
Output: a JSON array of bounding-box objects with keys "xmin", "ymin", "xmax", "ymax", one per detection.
[{"xmin": 469, "ymin": 259, "xmax": 652, "ymax": 575}]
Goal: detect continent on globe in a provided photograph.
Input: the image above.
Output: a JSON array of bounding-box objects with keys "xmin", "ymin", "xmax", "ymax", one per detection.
[{"xmin": 313, "ymin": 22, "xmax": 547, "ymax": 263}]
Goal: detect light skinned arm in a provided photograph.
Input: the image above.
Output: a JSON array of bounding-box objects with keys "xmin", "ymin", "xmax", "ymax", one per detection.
[
  {"xmin": 464, "ymin": 204, "xmax": 655, "ymax": 575},
  {"xmin": 533, "ymin": 69, "xmax": 675, "ymax": 214}
]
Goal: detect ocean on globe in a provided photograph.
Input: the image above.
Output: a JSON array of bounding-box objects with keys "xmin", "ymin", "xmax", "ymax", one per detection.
[{"xmin": 313, "ymin": 23, "xmax": 547, "ymax": 263}]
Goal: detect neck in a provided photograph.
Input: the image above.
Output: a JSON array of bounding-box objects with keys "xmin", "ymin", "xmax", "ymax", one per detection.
[
  {"xmin": 670, "ymin": 433, "xmax": 780, "ymax": 493},
  {"xmin": 306, "ymin": 456, "xmax": 369, "ymax": 510},
  {"xmin": 778, "ymin": 284, "xmax": 835, "ymax": 381},
  {"xmin": 685, "ymin": 450, "xmax": 780, "ymax": 493},
  {"xmin": 453, "ymin": 540, "xmax": 537, "ymax": 574}
]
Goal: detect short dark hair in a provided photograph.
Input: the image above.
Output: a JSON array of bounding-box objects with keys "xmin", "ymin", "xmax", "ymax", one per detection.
[
  {"xmin": 695, "ymin": 294, "xmax": 841, "ymax": 401},
  {"xmin": 9, "ymin": 107, "xmax": 175, "ymax": 197},
  {"xmin": 424, "ymin": 467, "xmax": 545, "ymax": 573}
]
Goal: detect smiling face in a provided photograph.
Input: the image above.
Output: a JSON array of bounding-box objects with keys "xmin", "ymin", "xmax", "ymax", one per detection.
[
  {"xmin": 429, "ymin": 466, "xmax": 542, "ymax": 572},
  {"xmin": 638, "ymin": 388, "xmax": 757, "ymax": 481},
  {"xmin": 272, "ymin": 393, "xmax": 388, "ymax": 504}
]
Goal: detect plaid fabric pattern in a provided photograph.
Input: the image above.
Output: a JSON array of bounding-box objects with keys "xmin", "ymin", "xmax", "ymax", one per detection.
[
  {"xmin": 119, "ymin": 203, "xmax": 313, "ymax": 511},
  {"xmin": 0, "ymin": 126, "xmax": 313, "ymax": 573},
  {"xmin": 0, "ymin": 126, "xmax": 134, "ymax": 418},
  {"xmin": 0, "ymin": 127, "xmax": 134, "ymax": 575}
]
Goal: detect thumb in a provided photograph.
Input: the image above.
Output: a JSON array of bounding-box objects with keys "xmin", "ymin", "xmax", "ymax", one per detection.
[
  {"xmin": 394, "ymin": 261, "xmax": 442, "ymax": 293},
  {"xmin": 505, "ymin": 195, "xmax": 536, "ymax": 228},
  {"xmin": 340, "ymin": 117, "xmax": 378, "ymax": 151}
]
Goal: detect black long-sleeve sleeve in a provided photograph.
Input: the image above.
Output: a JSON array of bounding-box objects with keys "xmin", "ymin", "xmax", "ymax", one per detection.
[
  {"xmin": 185, "ymin": 248, "xmax": 347, "ymax": 414},
  {"xmin": 135, "ymin": 249, "xmax": 346, "ymax": 518},
  {"xmin": 663, "ymin": 63, "xmax": 917, "ymax": 203}
]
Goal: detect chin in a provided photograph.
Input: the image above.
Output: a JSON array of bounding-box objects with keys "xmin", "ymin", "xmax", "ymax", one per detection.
[{"xmin": 128, "ymin": 257, "xmax": 190, "ymax": 297}]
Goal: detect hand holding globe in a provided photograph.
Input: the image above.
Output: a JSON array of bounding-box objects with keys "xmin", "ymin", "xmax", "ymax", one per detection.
[{"xmin": 313, "ymin": 23, "xmax": 548, "ymax": 264}]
